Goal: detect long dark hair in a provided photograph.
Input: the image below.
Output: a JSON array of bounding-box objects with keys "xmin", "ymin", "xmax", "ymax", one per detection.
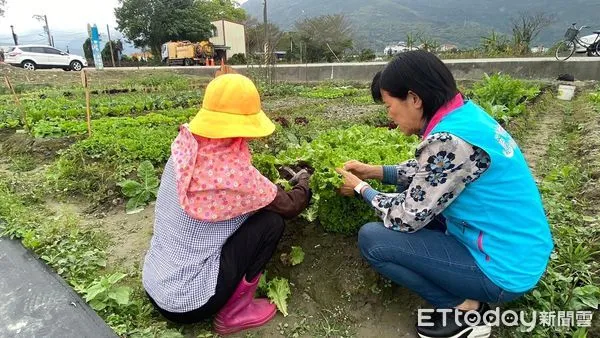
[{"xmin": 371, "ymin": 50, "xmax": 458, "ymax": 121}]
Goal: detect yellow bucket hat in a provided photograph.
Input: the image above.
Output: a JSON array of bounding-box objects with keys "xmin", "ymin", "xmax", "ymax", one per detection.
[{"xmin": 188, "ymin": 73, "xmax": 275, "ymax": 139}]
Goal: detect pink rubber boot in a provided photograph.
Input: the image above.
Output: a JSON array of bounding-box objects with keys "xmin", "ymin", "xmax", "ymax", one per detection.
[{"xmin": 213, "ymin": 273, "xmax": 277, "ymax": 335}]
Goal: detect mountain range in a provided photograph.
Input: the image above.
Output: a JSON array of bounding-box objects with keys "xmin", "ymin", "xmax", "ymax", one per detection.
[{"xmin": 242, "ymin": 0, "xmax": 600, "ymax": 51}]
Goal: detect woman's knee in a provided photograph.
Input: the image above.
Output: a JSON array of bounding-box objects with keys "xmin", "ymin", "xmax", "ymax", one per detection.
[
  {"xmin": 259, "ymin": 210, "xmax": 285, "ymax": 239},
  {"xmin": 241, "ymin": 210, "xmax": 286, "ymax": 244},
  {"xmin": 358, "ymin": 222, "xmax": 385, "ymax": 262}
]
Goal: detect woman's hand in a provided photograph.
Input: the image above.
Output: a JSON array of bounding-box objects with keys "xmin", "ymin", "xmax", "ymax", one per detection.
[
  {"xmin": 335, "ymin": 168, "xmax": 364, "ymax": 197},
  {"xmin": 343, "ymin": 160, "xmax": 383, "ymax": 180}
]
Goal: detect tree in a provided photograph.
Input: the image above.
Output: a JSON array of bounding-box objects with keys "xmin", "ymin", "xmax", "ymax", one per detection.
[
  {"xmin": 510, "ymin": 12, "xmax": 555, "ymax": 55},
  {"xmin": 405, "ymin": 31, "xmax": 421, "ymax": 50},
  {"xmin": 358, "ymin": 49, "xmax": 375, "ymax": 62},
  {"xmin": 197, "ymin": 0, "xmax": 246, "ymax": 23},
  {"xmin": 295, "ymin": 14, "xmax": 353, "ymax": 63},
  {"xmin": 102, "ymin": 40, "xmax": 124, "ymax": 64},
  {"xmin": 418, "ymin": 36, "xmax": 440, "ymax": 52},
  {"xmin": 244, "ymin": 16, "xmax": 283, "ymax": 59},
  {"xmin": 277, "ymin": 31, "xmax": 302, "ymax": 63},
  {"xmin": 83, "ymin": 38, "xmax": 93, "ymax": 60},
  {"xmin": 228, "ymin": 53, "xmax": 246, "ymax": 65},
  {"xmin": 0, "ymin": 0, "xmax": 5, "ymax": 17},
  {"xmin": 115, "ymin": 0, "xmax": 214, "ymax": 57},
  {"xmin": 481, "ymin": 31, "xmax": 511, "ymax": 55}
]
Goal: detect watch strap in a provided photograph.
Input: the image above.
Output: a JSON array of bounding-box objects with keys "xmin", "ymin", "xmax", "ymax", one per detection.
[{"xmin": 354, "ymin": 181, "xmax": 369, "ymax": 198}]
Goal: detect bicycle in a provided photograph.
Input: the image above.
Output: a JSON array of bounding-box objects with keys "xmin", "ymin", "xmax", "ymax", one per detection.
[{"xmin": 555, "ymin": 23, "xmax": 600, "ymax": 61}]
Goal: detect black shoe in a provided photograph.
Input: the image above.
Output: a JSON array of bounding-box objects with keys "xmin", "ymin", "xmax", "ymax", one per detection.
[{"xmin": 416, "ymin": 302, "xmax": 492, "ymax": 338}]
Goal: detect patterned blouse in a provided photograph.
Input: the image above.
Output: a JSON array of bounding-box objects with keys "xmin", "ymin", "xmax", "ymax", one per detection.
[{"xmin": 362, "ymin": 132, "xmax": 491, "ymax": 232}]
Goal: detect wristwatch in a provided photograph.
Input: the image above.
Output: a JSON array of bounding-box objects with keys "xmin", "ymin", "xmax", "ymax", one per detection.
[{"xmin": 354, "ymin": 181, "xmax": 370, "ymax": 199}]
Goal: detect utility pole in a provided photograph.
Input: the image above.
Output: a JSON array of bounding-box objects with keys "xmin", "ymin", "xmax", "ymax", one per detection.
[
  {"xmin": 44, "ymin": 15, "xmax": 52, "ymax": 46},
  {"xmin": 10, "ymin": 25, "xmax": 18, "ymax": 45},
  {"xmin": 107, "ymin": 24, "xmax": 116, "ymax": 67},
  {"xmin": 263, "ymin": 0, "xmax": 270, "ymax": 81},
  {"xmin": 33, "ymin": 15, "xmax": 53, "ymax": 46}
]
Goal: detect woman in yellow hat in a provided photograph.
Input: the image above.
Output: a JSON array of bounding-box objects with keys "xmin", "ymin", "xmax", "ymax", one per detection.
[{"xmin": 142, "ymin": 73, "xmax": 312, "ymax": 335}]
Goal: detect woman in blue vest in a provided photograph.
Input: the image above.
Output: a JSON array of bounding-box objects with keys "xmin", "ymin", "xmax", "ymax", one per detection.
[{"xmin": 336, "ymin": 51, "xmax": 553, "ymax": 338}]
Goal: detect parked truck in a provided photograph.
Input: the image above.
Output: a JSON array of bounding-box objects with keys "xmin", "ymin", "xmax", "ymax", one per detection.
[{"xmin": 161, "ymin": 40, "xmax": 215, "ymax": 66}]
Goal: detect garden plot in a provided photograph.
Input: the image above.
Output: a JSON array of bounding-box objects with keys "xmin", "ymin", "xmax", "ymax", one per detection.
[{"xmin": 0, "ymin": 70, "xmax": 597, "ymax": 338}]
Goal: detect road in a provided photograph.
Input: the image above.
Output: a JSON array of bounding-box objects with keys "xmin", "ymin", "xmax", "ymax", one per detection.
[
  {"xmin": 93, "ymin": 56, "xmax": 598, "ymax": 71},
  {"xmin": 4, "ymin": 56, "xmax": 595, "ymax": 73}
]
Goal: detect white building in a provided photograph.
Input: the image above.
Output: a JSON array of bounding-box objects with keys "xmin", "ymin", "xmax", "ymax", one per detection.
[
  {"xmin": 530, "ymin": 45, "xmax": 548, "ymax": 54},
  {"xmin": 210, "ymin": 20, "xmax": 247, "ymax": 60},
  {"xmin": 439, "ymin": 44, "xmax": 459, "ymax": 52},
  {"xmin": 383, "ymin": 42, "xmax": 418, "ymax": 56}
]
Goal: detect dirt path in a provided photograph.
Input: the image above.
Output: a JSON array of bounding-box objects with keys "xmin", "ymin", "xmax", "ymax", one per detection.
[
  {"xmin": 223, "ymin": 221, "xmax": 422, "ymax": 338},
  {"xmin": 572, "ymin": 96, "xmax": 600, "ymax": 338},
  {"xmin": 516, "ymin": 89, "xmax": 600, "ymax": 336},
  {"xmin": 571, "ymin": 97, "xmax": 600, "ymax": 215},
  {"xmin": 518, "ymin": 92, "xmax": 568, "ymax": 174}
]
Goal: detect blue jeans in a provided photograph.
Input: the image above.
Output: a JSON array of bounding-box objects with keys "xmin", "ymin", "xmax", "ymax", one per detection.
[{"xmin": 358, "ymin": 221, "xmax": 526, "ymax": 308}]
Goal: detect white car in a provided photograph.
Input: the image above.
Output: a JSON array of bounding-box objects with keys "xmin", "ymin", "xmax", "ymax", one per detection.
[
  {"xmin": 575, "ymin": 33, "xmax": 600, "ymax": 54},
  {"xmin": 4, "ymin": 45, "xmax": 88, "ymax": 71}
]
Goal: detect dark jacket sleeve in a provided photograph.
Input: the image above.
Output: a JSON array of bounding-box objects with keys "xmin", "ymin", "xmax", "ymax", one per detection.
[{"xmin": 263, "ymin": 178, "xmax": 311, "ymax": 219}]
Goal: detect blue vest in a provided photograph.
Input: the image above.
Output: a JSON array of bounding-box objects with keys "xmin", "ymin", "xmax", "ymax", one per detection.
[{"xmin": 430, "ymin": 100, "xmax": 553, "ymax": 293}]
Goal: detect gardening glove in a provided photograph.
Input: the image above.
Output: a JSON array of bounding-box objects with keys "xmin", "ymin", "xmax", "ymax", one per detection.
[{"xmin": 289, "ymin": 169, "xmax": 310, "ymax": 185}]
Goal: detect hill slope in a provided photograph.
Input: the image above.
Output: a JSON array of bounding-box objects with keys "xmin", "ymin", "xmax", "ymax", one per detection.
[{"xmin": 242, "ymin": 0, "xmax": 600, "ymax": 51}]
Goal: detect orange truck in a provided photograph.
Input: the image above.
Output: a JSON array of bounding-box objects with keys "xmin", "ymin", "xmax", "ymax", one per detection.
[{"xmin": 161, "ymin": 40, "xmax": 215, "ymax": 66}]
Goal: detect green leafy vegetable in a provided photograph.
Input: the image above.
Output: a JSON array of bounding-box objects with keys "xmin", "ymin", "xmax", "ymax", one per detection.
[
  {"xmin": 117, "ymin": 160, "xmax": 160, "ymax": 213},
  {"xmin": 299, "ymin": 86, "xmax": 359, "ymax": 99},
  {"xmin": 255, "ymin": 125, "xmax": 418, "ymax": 233},
  {"xmin": 257, "ymin": 271, "xmax": 269, "ymax": 296},
  {"xmin": 289, "ymin": 246, "xmax": 305, "ymax": 266},
  {"xmin": 80, "ymin": 273, "xmax": 132, "ymax": 312},
  {"xmin": 267, "ymin": 277, "xmax": 291, "ymax": 317},
  {"xmin": 569, "ymin": 285, "xmax": 600, "ymax": 310},
  {"xmin": 469, "ymin": 73, "xmax": 540, "ymax": 123}
]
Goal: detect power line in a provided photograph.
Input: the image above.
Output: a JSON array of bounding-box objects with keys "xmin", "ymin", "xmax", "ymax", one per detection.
[
  {"xmin": 18, "ymin": 39, "xmax": 49, "ymax": 44},
  {"xmin": 52, "ymin": 33, "xmax": 87, "ymax": 38},
  {"xmin": 12, "ymin": 33, "xmax": 45, "ymax": 39},
  {"xmin": 16, "ymin": 31, "xmax": 84, "ymax": 38}
]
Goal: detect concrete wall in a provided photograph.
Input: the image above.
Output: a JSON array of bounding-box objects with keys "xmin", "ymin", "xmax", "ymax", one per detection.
[
  {"xmin": 224, "ymin": 21, "xmax": 246, "ymax": 57},
  {"xmin": 209, "ymin": 21, "xmax": 225, "ymax": 46},
  {"xmin": 161, "ymin": 58, "xmax": 600, "ymax": 82},
  {"xmin": 210, "ymin": 20, "xmax": 246, "ymax": 58},
  {"xmin": 445, "ymin": 59, "xmax": 600, "ymax": 82}
]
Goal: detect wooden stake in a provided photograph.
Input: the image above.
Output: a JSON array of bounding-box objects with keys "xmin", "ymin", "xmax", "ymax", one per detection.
[
  {"xmin": 4, "ymin": 75, "xmax": 27, "ymax": 130},
  {"xmin": 81, "ymin": 70, "xmax": 92, "ymax": 137}
]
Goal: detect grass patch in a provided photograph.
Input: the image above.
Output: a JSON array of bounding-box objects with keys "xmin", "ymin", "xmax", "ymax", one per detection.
[
  {"xmin": 8, "ymin": 154, "xmax": 37, "ymax": 172},
  {"xmin": 0, "ymin": 178, "xmax": 191, "ymax": 337},
  {"xmin": 500, "ymin": 96, "xmax": 600, "ymax": 338}
]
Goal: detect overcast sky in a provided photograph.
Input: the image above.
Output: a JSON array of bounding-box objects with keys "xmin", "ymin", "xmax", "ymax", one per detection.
[
  {"xmin": 2, "ymin": 0, "xmax": 248, "ymax": 36},
  {"xmin": 2, "ymin": 0, "xmax": 120, "ymax": 38}
]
